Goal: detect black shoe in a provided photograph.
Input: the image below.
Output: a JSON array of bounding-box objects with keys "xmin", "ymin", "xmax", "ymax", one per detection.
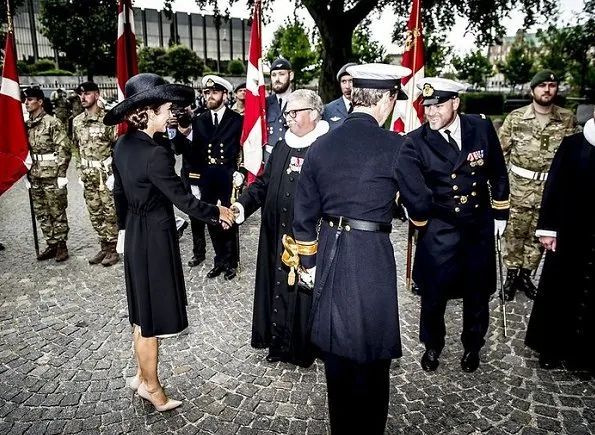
[
  {"xmin": 224, "ymin": 267, "xmax": 237, "ymax": 280},
  {"xmin": 500, "ymin": 268, "xmax": 520, "ymax": 301},
  {"xmin": 266, "ymin": 354, "xmax": 281, "ymax": 363},
  {"xmin": 187, "ymin": 256, "xmax": 205, "ymax": 267},
  {"xmin": 461, "ymin": 351, "xmax": 480, "ymax": 372},
  {"xmin": 206, "ymin": 265, "xmax": 226, "ymax": 278},
  {"xmin": 539, "ymin": 354, "xmax": 559, "ymax": 370},
  {"xmin": 520, "ymin": 269, "xmax": 538, "ymax": 300},
  {"xmin": 421, "ymin": 349, "xmax": 440, "ymax": 372},
  {"xmin": 411, "ymin": 282, "xmax": 421, "ymax": 296},
  {"xmin": 177, "ymin": 220, "xmax": 189, "ymax": 239}
]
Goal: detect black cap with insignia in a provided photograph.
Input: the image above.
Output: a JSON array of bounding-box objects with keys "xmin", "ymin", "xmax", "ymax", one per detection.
[
  {"xmin": 77, "ymin": 81, "xmax": 100, "ymax": 94},
  {"xmin": 22, "ymin": 87, "xmax": 45, "ymax": 100},
  {"xmin": 270, "ymin": 57, "xmax": 292, "ymax": 72},
  {"xmin": 530, "ymin": 69, "xmax": 559, "ymax": 88}
]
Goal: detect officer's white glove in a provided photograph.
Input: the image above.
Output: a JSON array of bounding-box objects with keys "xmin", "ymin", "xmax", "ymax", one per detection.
[
  {"xmin": 299, "ymin": 266, "xmax": 316, "ymax": 290},
  {"xmin": 57, "ymin": 177, "xmax": 68, "ymax": 189},
  {"xmin": 494, "ymin": 220, "xmax": 507, "ymax": 238},
  {"xmin": 190, "ymin": 185, "xmax": 201, "ymax": 200},
  {"xmin": 116, "ymin": 230, "xmax": 125, "ymax": 254},
  {"xmin": 230, "ymin": 202, "xmax": 245, "ymax": 224},
  {"xmin": 232, "ymin": 171, "xmax": 245, "ymax": 188},
  {"xmin": 106, "ymin": 174, "xmax": 114, "ymax": 191}
]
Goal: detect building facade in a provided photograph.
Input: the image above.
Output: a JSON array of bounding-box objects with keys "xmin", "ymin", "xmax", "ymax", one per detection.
[{"xmin": 13, "ymin": 0, "xmax": 250, "ymax": 71}]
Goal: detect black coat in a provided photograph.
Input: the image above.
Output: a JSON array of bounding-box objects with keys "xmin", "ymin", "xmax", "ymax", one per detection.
[
  {"xmin": 396, "ymin": 115, "xmax": 510, "ymax": 300},
  {"xmin": 293, "ymin": 112, "xmax": 404, "ymax": 363},
  {"xmin": 172, "ymin": 108, "xmax": 243, "ymax": 206},
  {"xmin": 265, "ymin": 94, "xmax": 287, "ymax": 149},
  {"xmin": 238, "ymin": 140, "xmax": 314, "ymax": 367},
  {"xmin": 112, "ymin": 130, "xmax": 219, "ymax": 337},
  {"xmin": 525, "ymin": 132, "xmax": 595, "ymax": 360}
]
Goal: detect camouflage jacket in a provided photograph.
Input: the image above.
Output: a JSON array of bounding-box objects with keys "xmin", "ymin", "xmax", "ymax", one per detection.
[
  {"xmin": 499, "ymin": 104, "xmax": 581, "ymax": 173},
  {"xmin": 51, "ymin": 94, "xmax": 72, "ymax": 123},
  {"xmin": 72, "ymin": 109, "xmax": 117, "ymax": 171},
  {"xmin": 26, "ymin": 110, "xmax": 72, "ymax": 179}
]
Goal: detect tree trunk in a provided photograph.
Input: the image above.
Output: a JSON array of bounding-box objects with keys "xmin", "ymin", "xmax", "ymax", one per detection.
[{"xmin": 303, "ymin": 0, "xmax": 379, "ymax": 103}]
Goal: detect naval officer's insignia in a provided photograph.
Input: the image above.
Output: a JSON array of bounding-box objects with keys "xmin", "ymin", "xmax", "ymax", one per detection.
[{"xmin": 422, "ymin": 84, "xmax": 434, "ymax": 97}]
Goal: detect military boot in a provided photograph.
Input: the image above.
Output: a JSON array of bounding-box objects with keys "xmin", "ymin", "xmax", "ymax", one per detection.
[
  {"xmin": 37, "ymin": 244, "xmax": 57, "ymax": 261},
  {"xmin": 88, "ymin": 242, "xmax": 108, "ymax": 265},
  {"xmin": 55, "ymin": 242, "xmax": 69, "ymax": 262},
  {"xmin": 501, "ymin": 268, "xmax": 519, "ymax": 301},
  {"xmin": 101, "ymin": 243, "xmax": 119, "ymax": 267},
  {"xmin": 519, "ymin": 268, "xmax": 538, "ymax": 300}
]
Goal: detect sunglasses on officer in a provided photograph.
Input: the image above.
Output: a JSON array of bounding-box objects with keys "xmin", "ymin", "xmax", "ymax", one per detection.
[{"xmin": 283, "ymin": 107, "xmax": 313, "ymax": 119}]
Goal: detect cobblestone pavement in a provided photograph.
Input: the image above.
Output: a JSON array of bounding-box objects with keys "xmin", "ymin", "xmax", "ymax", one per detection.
[{"xmin": 1, "ymin": 164, "xmax": 594, "ymax": 435}]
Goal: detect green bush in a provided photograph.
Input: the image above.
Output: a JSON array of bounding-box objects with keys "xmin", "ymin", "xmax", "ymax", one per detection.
[
  {"xmin": 227, "ymin": 59, "xmax": 246, "ymax": 75},
  {"xmin": 35, "ymin": 69, "xmax": 74, "ymax": 76},
  {"xmin": 460, "ymin": 92, "xmax": 505, "ymax": 115},
  {"xmin": 32, "ymin": 59, "xmax": 56, "ymax": 72}
]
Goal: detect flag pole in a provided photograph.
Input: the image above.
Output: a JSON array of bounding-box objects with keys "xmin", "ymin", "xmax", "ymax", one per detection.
[
  {"xmin": 5, "ymin": 0, "xmax": 40, "ymax": 255},
  {"xmin": 407, "ymin": 0, "xmax": 421, "ymax": 133}
]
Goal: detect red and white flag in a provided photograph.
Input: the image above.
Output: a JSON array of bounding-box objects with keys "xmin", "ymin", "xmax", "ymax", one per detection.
[
  {"xmin": 241, "ymin": 0, "xmax": 267, "ymax": 185},
  {"xmin": 0, "ymin": 30, "xmax": 29, "ymax": 196},
  {"xmin": 390, "ymin": 0, "xmax": 424, "ymax": 133},
  {"xmin": 116, "ymin": 0, "xmax": 139, "ymax": 135}
]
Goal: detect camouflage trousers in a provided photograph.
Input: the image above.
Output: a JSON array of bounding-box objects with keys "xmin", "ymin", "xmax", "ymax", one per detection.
[
  {"xmin": 81, "ymin": 169, "xmax": 118, "ymax": 244},
  {"xmin": 30, "ymin": 177, "xmax": 69, "ymax": 245},
  {"xmin": 502, "ymin": 203, "xmax": 544, "ymax": 271}
]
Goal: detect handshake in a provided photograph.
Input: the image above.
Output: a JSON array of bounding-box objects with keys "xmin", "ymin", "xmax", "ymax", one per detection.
[{"xmin": 217, "ymin": 202, "xmax": 243, "ymax": 230}]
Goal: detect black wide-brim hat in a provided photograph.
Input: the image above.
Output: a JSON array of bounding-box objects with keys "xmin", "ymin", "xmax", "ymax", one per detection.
[{"xmin": 104, "ymin": 73, "xmax": 195, "ymax": 126}]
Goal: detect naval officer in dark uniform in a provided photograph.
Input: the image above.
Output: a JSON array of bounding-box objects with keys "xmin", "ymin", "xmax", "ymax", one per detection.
[
  {"xmin": 322, "ymin": 62, "xmax": 357, "ymax": 130},
  {"xmin": 396, "ymin": 78, "xmax": 510, "ymax": 373},
  {"xmin": 292, "ymin": 63, "xmax": 411, "ymax": 435},
  {"xmin": 174, "ymin": 75, "xmax": 244, "ymax": 280},
  {"xmin": 264, "ymin": 57, "xmax": 293, "ymax": 164}
]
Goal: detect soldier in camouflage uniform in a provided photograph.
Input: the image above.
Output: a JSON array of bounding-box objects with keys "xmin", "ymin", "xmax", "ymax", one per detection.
[
  {"xmin": 499, "ymin": 70, "xmax": 581, "ymax": 301},
  {"xmin": 50, "ymin": 88, "xmax": 72, "ymax": 128},
  {"xmin": 24, "ymin": 87, "xmax": 72, "ymax": 262},
  {"xmin": 72, "ymin": 82, "xmax": 119, "ymax": 266},
  {"xmin": 67, "ymin": 89, "xmax": 84, "ymax": 138}
]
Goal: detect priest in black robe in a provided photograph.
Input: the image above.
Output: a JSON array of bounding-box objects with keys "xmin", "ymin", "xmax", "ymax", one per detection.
[
  {"xmin": 525, "ymin": 107, "xmax": 595, "ymax": 373},
  {"xmin": 231, "ymin": 89, "xmax": 329, "ymax": 366}
]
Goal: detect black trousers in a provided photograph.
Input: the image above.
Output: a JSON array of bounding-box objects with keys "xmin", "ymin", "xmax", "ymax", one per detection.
[
  {"xmin": 420, "ymin": 291, "xmax": 491, "ymax": 353},
  {"xmin": 208, "ymin": 221, "xmax": 238, "ymax": 268},
  {"xmin": 190, "ymin": 217, "xmax": 206, "ymax": 259},
  {"xmin": 322, "ymin": 352, "xmax": 391, "ymax": 435}
]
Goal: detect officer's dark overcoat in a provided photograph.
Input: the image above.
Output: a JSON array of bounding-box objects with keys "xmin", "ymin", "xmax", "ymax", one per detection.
[
  {"xmin": 396, "ymin": 115, "xmax": 510, "ymax": 301},
  {"xmin": 293, "ymin": 112, "xmax": 404, "ymax": 364},
  {"xmin": 265, "ymin": 94, "xmax": 287, "ymax": 152}
]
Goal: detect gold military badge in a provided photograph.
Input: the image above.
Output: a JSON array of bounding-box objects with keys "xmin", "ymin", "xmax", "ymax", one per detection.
[
  {"xmin": 422, "ymin": 84, "xmax": 434, "ymax": 97},
  {"xmin": 206, "ymin": 78, "xmax": 215, "ymax": 87}
]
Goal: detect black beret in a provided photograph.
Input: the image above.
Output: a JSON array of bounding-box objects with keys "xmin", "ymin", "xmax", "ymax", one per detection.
[
  {"xmin": 77, "ymin": 81, "xmax": 100, "ymax": 94},
  {"xmin": 270, "ymin": 57, "xmax": 292, "ymax": 71},
  {"xmin": 530, "ymin": 70, "xmax": 559, "ymax": 88},
  {"xmin": 23, "ymin": 87, "xmax": 45, "ymax": 100},
  {"xmin": 234, "ymin": 82, "xmax": 246, "ymax": 92}
]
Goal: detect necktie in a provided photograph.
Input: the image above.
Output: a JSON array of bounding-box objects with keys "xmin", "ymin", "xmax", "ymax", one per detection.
[
  {"xmin": 213, "ymin": 112, "xmax": 219, "ymax": 128},
  {"xmin": 278, "ymin": 98, "xmax": 283, "ymax": 109},
  {"xmin": 348, "ymin": 102, "xmax": 353, "ymax": 113},
  {"xmin": 444, "ymin": 129, "xmax": 459, "ymax": 152}
]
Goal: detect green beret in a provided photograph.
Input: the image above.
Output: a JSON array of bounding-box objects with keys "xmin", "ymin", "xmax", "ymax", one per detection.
[{"xmin": 530, "ymin": 70, "xmax": 559, "ymax": 88}]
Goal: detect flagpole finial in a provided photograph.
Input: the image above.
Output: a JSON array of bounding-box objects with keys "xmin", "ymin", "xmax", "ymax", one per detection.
[{"xmin": 6, "ymin": 0, "xmax": 14, "ymax": 33}]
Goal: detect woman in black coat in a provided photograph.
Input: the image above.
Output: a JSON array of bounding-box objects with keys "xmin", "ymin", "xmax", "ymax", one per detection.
[
  {"xmin": 525, "ymin": 108, "xmax": 595, "ymax": 372},
  {"xmin": 105, "ymin": 73, "xmax": 235, "ymax": 411},
  {"xmin": 230, "ymin": 89, "xmax": 329, "ymax": 366}
]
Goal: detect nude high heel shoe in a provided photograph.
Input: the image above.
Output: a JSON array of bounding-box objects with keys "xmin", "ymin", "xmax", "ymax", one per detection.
[
  {"xmin": 129, "ymin": 375, "xmax": 142, "ymax": 391},
  {"xmin": 137, "ymin": 382, "xmax": 182, "ymax": 412}
]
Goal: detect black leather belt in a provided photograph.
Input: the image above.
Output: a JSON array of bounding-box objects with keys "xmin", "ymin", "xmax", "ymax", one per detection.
[{"xmin": 321, "ymin": 214, "xmax": 391, "ymax": 233}]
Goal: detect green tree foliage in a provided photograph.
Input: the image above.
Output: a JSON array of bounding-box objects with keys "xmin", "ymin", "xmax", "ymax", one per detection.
[
  {"xmin": 167, "ymin": 45, "xmax": 204, "ymax": 83},
  {"xmin": 138, "ymin": 47, "xmax": 169, "ymax": 77},
  {"xmin": 497, "ymin": 39, "xmax": 535, "ymax": 91},
  {"xmin": 266, "ymin": 18, "xmax": 318, "ymax": 86},
  {"xmin": 228, "ymin": 58, "xmax": 246, "ymax": 75},
  {"xmin": 423, "ymin": 33, "xmax": 452, "ymax": 77},
  {"xmin": 0, "ymin": 0, "xmax": 25, "ymax": 36},
  {"xmin": 351, "ymin": 19, "xmax": 386, "ymax": 63},
  {"xmin": 536, "ymin": 4, "xmax": 595, "ymax": 96},
  {"xmin": 451, "ymin": 50, "xmax": 493, "ymax": 88},
  {"xmin": 166, "ymin": 0, "xmax": 556, "ymax": 101},
  {"xmin": 38, "ymin": 0, "xmax": 117, "ymax": 80}
]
